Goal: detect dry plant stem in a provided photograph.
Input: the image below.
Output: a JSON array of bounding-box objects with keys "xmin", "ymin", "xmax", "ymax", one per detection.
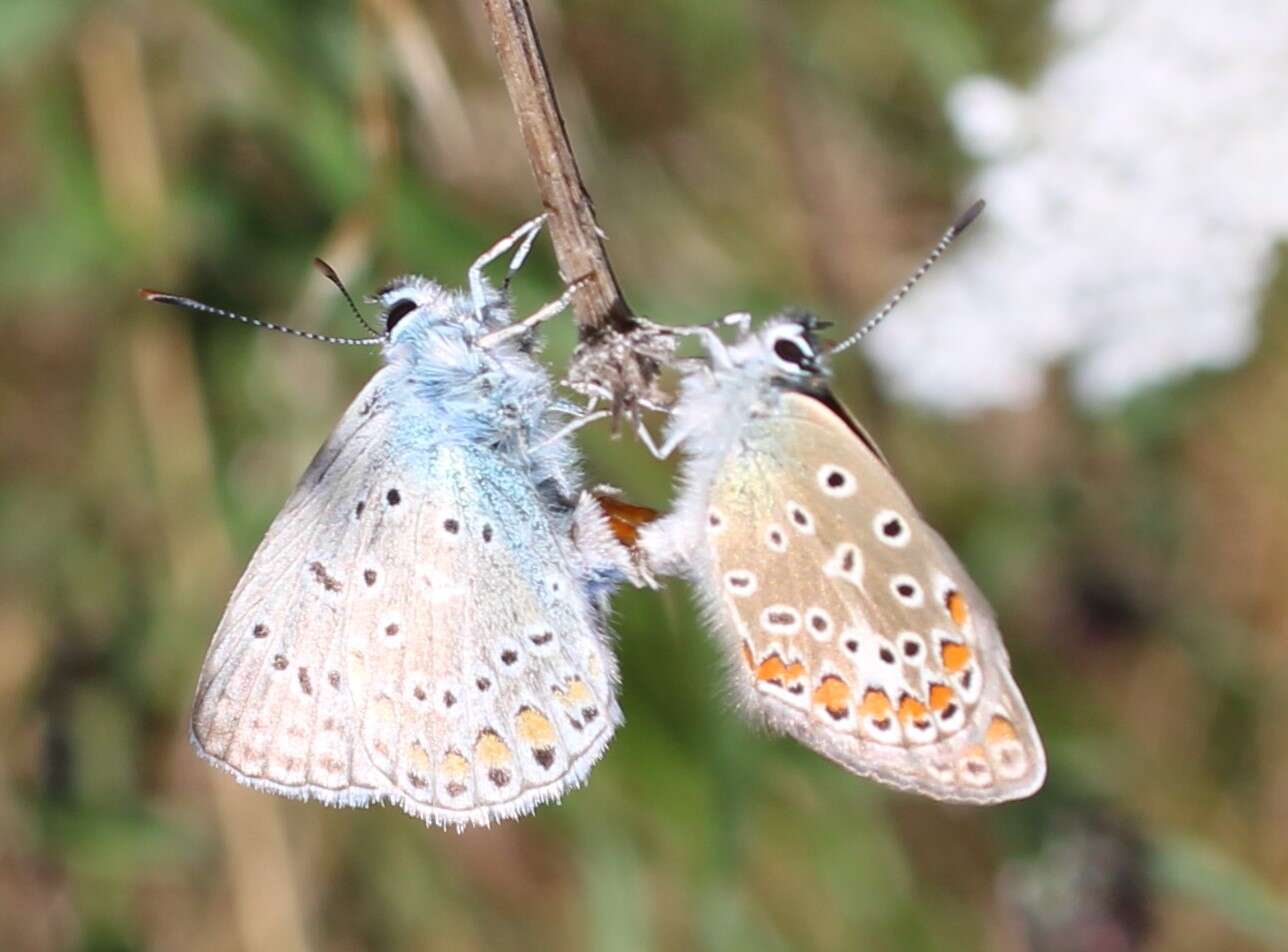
[
  {"xmin": 482, "ymin": 0, "xmax": 676, "ymax": 420},
  {"xmin": 482, "ymin": 0, "xmax": 635, "ymax": 336}
]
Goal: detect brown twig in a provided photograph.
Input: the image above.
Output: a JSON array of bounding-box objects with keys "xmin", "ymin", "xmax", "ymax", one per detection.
[
  {"xmin": 482, "ymin": 0, "xmax": 675, "ymax": 416},
  {"xmin": 482, "ymin": 0, "xmax": 634, "ymax": 336}
]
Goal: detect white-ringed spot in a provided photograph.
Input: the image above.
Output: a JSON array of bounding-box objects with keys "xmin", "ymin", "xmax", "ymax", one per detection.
[
  {"xmin": 804, "ymin": 607, "xmax": 833, "ymax": 642},
  {"xmin": 724, "ymin": 569, "xmax": 758, "ymax": 597},
  {"xmin": 823, "ymin": 542, "xmax": 864, "ymax": 588},
  {"xmin": 874, "ymin": 636, "xmax": 900, "ymax": 667},
  {"xmin": 785, "ymin": 500, "xmax": 815, "ymax": 535},
  {"xmin": 874, "ymin": 510, "xmax": 910, "ymax": 547},
  {"xmin": 763, "ymin": 523, "xmax": 789, "ymax": 553},
  {"xmin": 840, "ymin": 628, "xmax": 863, "ymax": 657},
  {"xmin": 817, "ymin": 464, "xmax": 857, "ymax": 498},
  {"xmin": 760, "ymin": 605, "xmax": 801, "ymax": 636},
  {"xmin": 707, "ymin": 507, "xmax": 726, "ymax": 535},
  {"xmin": 926, "ymin": 759, "xmax": 955, "ymax": 784},
  {"xmin": 932, "ymin": 689, "xmax": 966, "ymax": 735},
  {"xmin": 407, "ymin": 672, "xmax": 432, "ymax": 709},
  {"xmin": 958, "ymin": 747, "xmax": 994, "ymax": 788},
  {"xmin": 896, "ymin": 631, "xmax": 926, "ymax": 665},
  {"xmin": 890, "ymin": 574, "xmax": 924, "ymax": 608},
  {"xmin": 953, "ymin": 664, "xmax": 983, "ymax": 705},
  {"xmin": 525, "ymin": 623, "xmax": 559, "ymax": 656},
  {"xmin": 495, "ymin": 638, "xmax": 526, "ymax": 673},
  {"xmin": 435, "ymin": 680, "xmax": 464, "ymax": 718}
]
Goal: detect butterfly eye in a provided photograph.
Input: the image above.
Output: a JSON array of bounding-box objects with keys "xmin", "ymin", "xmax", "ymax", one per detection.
[
  {"xmin": 771, "ymin": 335, "xmax": 814, "ymax": 371},
  {"xmin": 385, "ymin": 298, "xmax": 417, "ymax": 331}
]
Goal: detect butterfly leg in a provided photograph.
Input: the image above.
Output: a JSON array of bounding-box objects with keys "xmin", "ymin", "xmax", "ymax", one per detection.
[
  {"xmin": 636, "ymin": 317, "xmax": 738, "ymax": 371},
  {"xmin": 530, "ymin": 408, "xmax": 614, "ymax": 452},
  {"xmin": 719, "ymin": 311, "xmax": 752, "ymax": 336},
  {"xmin": 478, "ymin": 276, "xmax": 587, "ymax": 350},
  {"xmin": 469, "ymin": 214, "xmax": 547, "ymax": 323},
  {"xmin": 631, "ymin": 417, "xmax": 689, "ymax": 461}
]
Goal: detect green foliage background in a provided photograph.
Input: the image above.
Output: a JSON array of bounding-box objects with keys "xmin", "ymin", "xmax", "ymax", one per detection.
[{"xmin": 2, "ymin": 1, "xmax": 1287, "ymax": 949}]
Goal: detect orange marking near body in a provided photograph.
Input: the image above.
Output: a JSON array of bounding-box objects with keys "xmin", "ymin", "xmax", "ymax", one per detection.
[
  {"xmin": 946, "ymin": 590, "xmax": 969, "ymax": 627},
  {"xmin": 898, "ymin": 694, "xmax": 928, "ymax": 724},
  {"xmin": 928, "ymin": 683, "xmax": 955, "ymax": 712},
  {"xmin": 941, "ymin": 641, "xmax": 972, "ymax": 674},
  {"xmin": 812, "ymin": 675, "xmax": 851, "ymax": 715},
  {"xmin": 594, "ymin": 493, "xmax": 659, "ymax": 548},
  {"xmin": 741, "ymin": 641, "xmax": 755, "ymax": 670},
  {"xmin": 783, "ymin": 660, "xmax": 807, "ymax": 682},
  {"xmin": 859, "ymin": 688, "xmax": 893, "ymax": 719},
  {"xmin": 755, "ymin": 654, "xmax": 788, "ymax": 684},
  {"xmin": 986, "ymin": 715, "xmax": 1018, "ymax": 744}
]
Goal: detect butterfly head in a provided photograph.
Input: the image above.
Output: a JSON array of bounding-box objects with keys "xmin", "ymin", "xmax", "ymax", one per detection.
[
  {"xmin": 372, "ymin": 275, "xmax": 510, "ymax": 349},
  {"xmin": 725, "ymin": 310, "xmax": 831, "ymax": 388},
  {"xmin": 371, "ymin": 276, "xmax": 453, "ymax": 340}
]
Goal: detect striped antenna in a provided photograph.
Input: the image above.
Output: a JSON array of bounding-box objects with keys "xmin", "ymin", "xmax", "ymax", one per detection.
[
  {"xmin": 313, "ymin": 258, "xmax": 383, "ymax": 338},
  {"xmin": 138, "ymin": 289, "xmax": 384, "ymax": 346},
  {"xmin": 827, "ymin": 199, "xmax": 984, "ymax": 355}
]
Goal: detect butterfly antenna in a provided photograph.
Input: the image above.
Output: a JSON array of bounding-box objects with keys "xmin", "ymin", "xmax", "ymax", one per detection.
[
  {"xmin": 313, "ymin": 257, "xmax": 383, "ymax": 338},
  {"xmin": 138, "ymin": 289, "xmax": 384, "ymax": 346},
  {"xmin": 828, "ymin": 199, "xmax": 985, "ymax": 355}
]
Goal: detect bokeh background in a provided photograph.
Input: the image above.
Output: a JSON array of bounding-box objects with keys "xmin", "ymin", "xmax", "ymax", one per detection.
[{"xmin": 3, "ymin": 1, "xmax": 1287, "ymax": 949}]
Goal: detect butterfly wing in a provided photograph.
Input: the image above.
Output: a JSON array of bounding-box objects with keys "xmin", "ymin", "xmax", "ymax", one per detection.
[
  {"xmin": 192, "ymin": 373, "xmax": 621, "ymax": 826},
  {"xmin": 661, "ymin": 390, "xmax": 1044, "ymax": 803},
  {"xmin": 191, "ymin": 372, "xmax": 398, "ymax": 805},
  {"xmin": 343, "ymin": 442, "xmax": 621, "ymax": 827}
]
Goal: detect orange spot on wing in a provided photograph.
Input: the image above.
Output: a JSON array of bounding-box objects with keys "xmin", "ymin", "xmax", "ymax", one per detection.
[
  {"xmin": 812, "ymin": 675, "xmax": 851, "ymax": 717},
  {"xmin": 941, "ymin": 641, "xmax": 972, "ymax": 674},
  {"xmin": 740, "ymin": 641, "xmax": 755, "ymax": 670},
  {"xmin": 783, "ymin": 660, "xmax": 807, "ymax": 682},
  {"xmin": 858, "ymin": 688, "xmax": 893, "ymax": 719},
  {"xmin": 516, "ymin": 707, "xmax": 557, "ymax": 747},
  {"xmin": 408, "ymin": 742, "xmax": 431, "ymax": 772},
  {"xmin": 593, "ymin": 493, "xmax": 659, "ymax": 548},
  {"xmin": 755, "ymin": 654, "xmax": 788, "ymax": 684},
  {"xmin": 442, "ymin": 751, "xmax": 469, "ymax": 779},
  {"xmin": 928, "ymin": 683, "xmax": 955, "ymax": 712},
  {"xmin": 945, "ymin": 589, "xmax": 969, "ymax": 627},
  {"xmin": 553, "ymin": 675, "xmax": 592, "ymax": 711},
  {"xmin": 475, "ymin": 730, "xmax": 512, "ymax": 766},
  {"xmin": 986, "ymin": 715, "xmax": 1018, "ymax": 744},
  {"xmin": 898, "ymin": 694, "xmax": 928, "ymax": 724}
]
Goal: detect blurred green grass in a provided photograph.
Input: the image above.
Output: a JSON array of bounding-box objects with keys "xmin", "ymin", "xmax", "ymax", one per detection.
[{"xmin": 3, "ymin": 1, "xmax": 1288, "ymax": 950}]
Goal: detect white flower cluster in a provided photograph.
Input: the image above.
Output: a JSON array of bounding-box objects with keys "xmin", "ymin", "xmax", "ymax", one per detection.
[{"xmin": 863, "ymin": 0, "xmax": 1288, "ymax": 413}]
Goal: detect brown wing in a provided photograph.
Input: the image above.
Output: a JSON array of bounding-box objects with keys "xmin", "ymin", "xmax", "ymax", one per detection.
[{"xmin": 697, "ymin": 391, "xmax": 1044, "ymax": 803}]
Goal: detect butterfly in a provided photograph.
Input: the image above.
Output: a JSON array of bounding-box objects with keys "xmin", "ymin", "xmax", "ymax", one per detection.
[
  {"xmin": 635, "ymin": 206, "xmax": 1045, "ymax": 803},
  {"xmin": 143, "ymin": 218, "xmax": 647, "ymax": 828}
]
